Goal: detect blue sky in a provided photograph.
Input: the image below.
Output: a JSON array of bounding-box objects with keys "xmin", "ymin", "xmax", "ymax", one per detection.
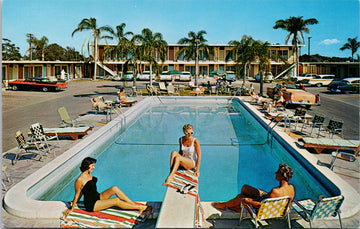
[{"xmin": 2, "ymin": 0, "xmax": 359, "ymax": 58}]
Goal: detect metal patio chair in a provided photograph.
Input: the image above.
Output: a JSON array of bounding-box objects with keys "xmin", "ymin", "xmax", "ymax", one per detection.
[
  {"xmin": 239, "ymin": 196, "xmax": 292, "ymax": 228},
  {"xmin": 292, "ymin": 195, "xmax": 344, "ymax": 228}
]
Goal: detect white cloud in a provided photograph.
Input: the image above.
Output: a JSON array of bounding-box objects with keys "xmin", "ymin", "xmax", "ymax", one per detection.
[{"xmin": 320, "ymin": 39, "xmax": 340, "ymax": 45}]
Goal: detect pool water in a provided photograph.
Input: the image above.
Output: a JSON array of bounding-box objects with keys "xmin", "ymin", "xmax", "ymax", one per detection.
[{"xmin": 45, "ymin": 101, "xmax": 330, "ymax": 202}]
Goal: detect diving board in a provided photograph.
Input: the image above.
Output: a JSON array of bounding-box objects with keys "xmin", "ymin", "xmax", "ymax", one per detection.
[{"xmin": 156, "ymin": 170, "xmax": 203, "ymax": 228}]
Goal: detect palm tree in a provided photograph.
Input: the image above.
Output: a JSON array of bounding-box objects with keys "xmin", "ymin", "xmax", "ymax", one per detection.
[
  {"xmin": 253, "ymin": 40, "xmax": 270, "ymax": 95},
  {"xmin": 72, "ymin": 17, "xmax": 112, "ymax": 80},
  {"xmin": 227, "ymin": 35, "xmax": 256, "ymax": 83},
  {"xmin": 340, "ymin": 37, "xmax": 360, "ymax": 62},
  {"xmin": 35, "ymin": 36, "xmax": 49, "ymax": 61},
  {"xmin": 101, "ymin": 23, "xmax": 134, "ymax": 73},
  {"xmin": 273, "ymin": 16, "xmax": 318, "ymax": 76},
  {"xmin": 177, "ymin": 30, "xmax": 214, "ymax": 87},
  {"xmin": 134, "ymin": 28, "xmax": 167, "ymax": 86}
]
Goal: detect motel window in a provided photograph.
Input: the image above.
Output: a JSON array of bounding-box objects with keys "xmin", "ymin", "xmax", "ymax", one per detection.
[
  {"xmin": 226, "ymin": 66, "xmax": 235, "ymax": 72},
  {"xmin": 219, "ymin": 65, "xmax": 224, "ymax": 71},
  {"xmin": 279, "ymin": 50, "xmax": 288, "ymax": 59},
  {"xmin": 23, "ymin": 67, "xmax": 30, "ymax": 79},
  {"xmin": 55, "ymin": 66, "xmax": 61, "ymax": 77},
  {"xmin": 226, "ymin": 50, "xmax": 234, "ymax": 60},
  {"xmin": 178, "ymin": 51, "xmax": 184, "ymax": 60},
  {"xmin": 34, "ymin": 66, "xmax": 42, "ymax": 78},
  {"xmin": 199, "ymin": 66, "xmax": 208, "ymax": 76}
]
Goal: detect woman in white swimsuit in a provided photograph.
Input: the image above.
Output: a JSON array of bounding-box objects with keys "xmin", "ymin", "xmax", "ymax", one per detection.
[{"xmin": 163, "ymin": 124, "xmax": 201, "ymax": 185}]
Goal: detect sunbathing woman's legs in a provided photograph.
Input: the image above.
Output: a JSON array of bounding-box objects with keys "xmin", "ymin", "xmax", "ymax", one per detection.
[
  {"xmin": 213, "ymin": 185, "xmax": 265, "ymax": 211},
  {"xmin": 93, "ymin": 186, "xmax": 147, "ymax": 212},
  {"xmin": 163, "ymin": 151, "xmax": 194, "ymax": 185}
]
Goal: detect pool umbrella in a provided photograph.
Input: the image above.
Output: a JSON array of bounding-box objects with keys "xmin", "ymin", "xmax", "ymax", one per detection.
[
  {"xmin": 210, "ymin": 70, "xmax": 227, "ymax": 76},
  {"xmin": 166, "ymin": 70, "xmax": 182, "ymax": 75}
]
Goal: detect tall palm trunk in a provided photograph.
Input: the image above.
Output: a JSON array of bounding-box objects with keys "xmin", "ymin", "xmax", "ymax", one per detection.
[
  {"xmin": 149, "ymin": 63, "xmax": 153, "ymax": 86},
  {"xmin": 94, "ymin": 37, "xmax": 98, "ymax": 80}
]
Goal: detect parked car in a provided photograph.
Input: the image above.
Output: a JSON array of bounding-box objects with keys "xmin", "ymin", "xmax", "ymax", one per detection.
[
  {"xmin": 160, "ymin": 71, "xmax": 172, "ymax": 81},
  {"xmin": 255, "ymin": 72, "xmax": 274, "ymax": 83},
  {"xmin": 290, "ymin": 73, "xmax": 317, "ymax": 82},
  {"xmin": 327, "ymin": 77, "xmax": 360, "ymax": 93},
  {"xmin": 267, "ymin": 85, "xmax": 320, "ymax": 109},
  {"xmin": 137, "ymin": 71, "xmax": 155, "ymax": 81},
  {"xmin": 225, "ymin": 71, "xmax": 236, "ymax": 82},
  {"xmin": 301, "ymin": 74, "xmax": 335, "ymax": 87},
  {"xmin": 8, "ymin": 78, "xmax": 67, "ymax": 92},
  {"xmin": 122, "ymin": 71, "xmax": 134, "ymax": 81},
  {"xmin": 178, "ymin": 71, "xmax": 191, "ymax": 81}
]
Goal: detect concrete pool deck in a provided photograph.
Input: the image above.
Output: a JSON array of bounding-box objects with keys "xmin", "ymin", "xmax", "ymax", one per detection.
[{"xmin": 2, "ymin": 95, "xmax": 360, "ymax": 228}]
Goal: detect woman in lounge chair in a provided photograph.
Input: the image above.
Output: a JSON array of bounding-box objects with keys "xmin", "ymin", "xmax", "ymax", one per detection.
[
  {"xmin": 63, "ymin": 157, "xmax": 151, "ymax": 217},
  {"xmin": 163, "ymin": 124, "xmax": 201, "ymax": 185},
  {"xmin": 116, "ymin": 87, "xmax": 128, "ymax": 104},
  {"xmin": 250, "ymin": 91, "xmax": 272, "ymax": 104},
  {"xmin": 92, "ymin": 97, "xmax": 111, "ymax": 110},
  {"xmin": 213, "ymin": 164, "xmax": 295, "ymax": 212}
]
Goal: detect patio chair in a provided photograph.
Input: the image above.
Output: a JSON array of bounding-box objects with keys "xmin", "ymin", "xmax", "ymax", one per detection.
[
  {"xmin": 13, "ymin": 130, "xmax": 46, "ymax": 165},
  {"xmin": 167, "ymin": 85, "xmax": 180, "ymax": 96},
  {"xmin": 30, "ymin": 123, "xmax": 59, "ymax": 155},
  {"xmin": 330, "ymin": 145, "xmax": 360, "ymax": 171},
  {"xmin": 284, "ymin": 107, "xmax": 306, "ymax": 131},
  {"xmin": 292, "ymin": 195, "xmax": 344, "ymax": 228},
  {"xmin": 300, "ymin": 113, "xmax": 326, "ymax": 137},
  {"xmin": 58, "ymin": 107, "xmax": 97, "ymax": 127},
  {"xmin": 239, "ymin": 196, "xmax": 292, "ymax": 228},
  {"xmin": 320, "ymin": 119, "xmax": 344, "ymax": 138}
]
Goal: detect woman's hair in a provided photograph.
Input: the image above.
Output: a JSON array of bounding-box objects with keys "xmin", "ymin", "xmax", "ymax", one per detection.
[
  {"xmin": 277, "ymin": 164, "xmax": 293, "ymax": 182},
  {"xmin": 80, "ymin": 157, "xmax": 97, "ymax": 172},
  {"xmin": 183, "ymin": 124, "xmax": 194, "ymax": 132}
]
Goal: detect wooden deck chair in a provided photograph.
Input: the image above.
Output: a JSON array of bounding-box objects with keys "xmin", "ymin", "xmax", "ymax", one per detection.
[
  {"xmin": 158, "ymin": 82, "xmax": 168, "ymax": 95},
  {"xmin": 292, "ymin": 195, "xmax": 344, "ymax": 228},
  {"xmin": 330, "ymin": 145, "xmax": 360, "ymax": 171},
  {"xmin": 301, "ymin": 137, "xmax": 360, "ymax": 154},
  {"xmin": 14, "ymin": 131, "xmax": 46, "ymax": 165},
  {"xmin": 239, "ymin": 196, "xmax": 292, "ymax": 228},
  {"xmin": 58, "ymin": 107, "xmax": 96, "ymax": 127}
]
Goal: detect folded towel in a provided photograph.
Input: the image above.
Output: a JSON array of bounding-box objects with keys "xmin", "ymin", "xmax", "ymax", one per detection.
[{"xmin": 60, "ymin": 202, "xmax": 143, "ymax": 228}]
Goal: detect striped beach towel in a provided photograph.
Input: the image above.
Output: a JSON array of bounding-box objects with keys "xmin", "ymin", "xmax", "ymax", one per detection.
[
  {"xmin": 167, "ymin": 170, "xmax": 204, "ymax": 228},
  {"xmin": 60, "ymin": 202, "xmax": 144, "ymax": 228}
]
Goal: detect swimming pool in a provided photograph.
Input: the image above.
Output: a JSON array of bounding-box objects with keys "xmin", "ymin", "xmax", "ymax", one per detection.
[
  {"xmin": 38, "ymin": 98, "xmax": 330, "ymax": 202},
  {"xmin": 4, "ymin": 97, "xmax": 359, "ymax": 219}
]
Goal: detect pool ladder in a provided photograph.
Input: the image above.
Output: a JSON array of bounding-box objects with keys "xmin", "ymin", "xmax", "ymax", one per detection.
[{"xmin": 267, "ymin": 114, "xmax": 284, "ymax": 147}]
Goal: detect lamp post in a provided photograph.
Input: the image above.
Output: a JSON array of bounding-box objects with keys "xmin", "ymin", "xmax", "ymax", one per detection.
[
  {"xmin": 195, "ymin": 39, "xmax": 200, "ymax": 87},
  {"xmin": 308, "ymin": 37, "xmax": 312, "ymax": 55}
]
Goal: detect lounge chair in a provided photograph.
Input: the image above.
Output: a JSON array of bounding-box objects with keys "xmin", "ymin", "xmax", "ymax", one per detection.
[
  {"xmin": 284, "ymin": 107, "xmax": 307, "ymax": 131},
  {"xmin": 29, "ymin": 126, "xmax": 92, "ymax": 140},
  {"xmin": 320, "ymin": 119, "xmax": 344, "ymax": 138},
  {"xmin": 330, "ymin": 145, "xmax": 360, "ymax": 171},
  {"xmin": 239, "ymin": 196, "xmax": 292, "ymax": 228},
  {"xmin": 58, "ymin": 107, "xmax": 97, "ymax": 127},
  {"xmin": 301, "ymin": 137, "xmax": 360, "ymax": 154},
  {"xmin": 30, "ymin": 123, "xmax": 60, "ymax": 153},
  {"xmin": 300, "ymin": 113, "xmax": 325, "ymax": 137},
  {"xmin": 167, "ymin": 85, "xmax": 180, "ymax": 96},
  {"xmin": 292, "ymin": 195, "xmax": 344, "ymax": 228},
  {"xmin": 13, "ymin": 131, "xmax": 46, "ymax": 165}
]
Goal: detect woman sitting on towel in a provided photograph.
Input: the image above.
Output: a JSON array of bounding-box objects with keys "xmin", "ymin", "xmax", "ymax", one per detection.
[
  {"xmin": 163, "ymin": 124, "xmax": 201, "ymax": 185},
  {"xmin": 213, "ymin": 164, "xmax": 295, "ymax": 212},
  {"xmin": 63, "ymin": 157, "xmax": 151, "ymax": 217}
]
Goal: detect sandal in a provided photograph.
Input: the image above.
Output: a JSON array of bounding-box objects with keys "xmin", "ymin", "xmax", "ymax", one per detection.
[{"xmin": 138, "ymin": 206, "xmax": 153, "ymax": 222}]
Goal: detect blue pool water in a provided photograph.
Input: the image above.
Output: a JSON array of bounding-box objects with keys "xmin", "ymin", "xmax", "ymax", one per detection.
[{"xmin": 44, "ymin": 100, "xmax": 330, "ymax": 202}]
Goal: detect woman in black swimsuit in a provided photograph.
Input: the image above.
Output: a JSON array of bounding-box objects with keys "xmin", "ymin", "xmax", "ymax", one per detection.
[{"xmin": 63, "ymin": 157, "xmax": 150, "ymax": 217}]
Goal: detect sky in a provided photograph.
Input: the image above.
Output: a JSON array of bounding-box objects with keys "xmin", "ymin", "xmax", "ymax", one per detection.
[{"xmin": 2, "ymin": 0, "xmax": 359, "ymax": 58}]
